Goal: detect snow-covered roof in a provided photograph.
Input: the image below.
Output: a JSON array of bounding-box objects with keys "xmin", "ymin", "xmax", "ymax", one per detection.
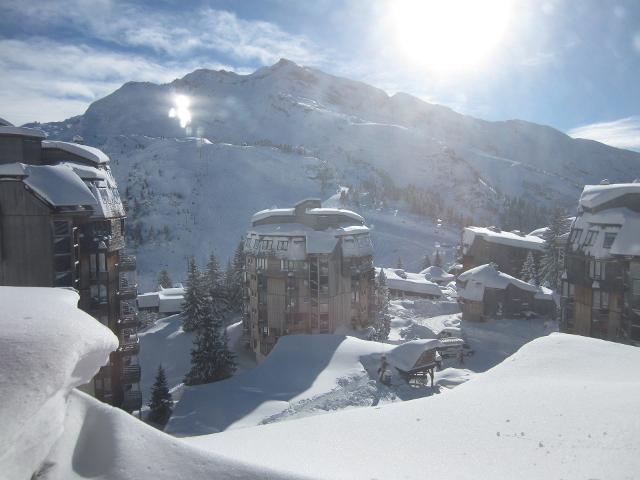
[
  {"xmin": 610, "ymin": 215, "xmax": 640, "ymax": 256},
  {"xmin": 22, "ymin": 164, "xmax": 97, "ymax": 208},
  {"xmin": 419, "ymin": 265, "xmax": 454, "ymax": 282},
  {"xmin": 0, "ymin": 116, "xmax": 13, "ymax": 126},
  {"xmin": 42, "ymin": 140, "xmax": 110, "ymax": 164},
  {"xmin": 535, "ymin": 286, "xmax": 555, "ymax": 300},
  {"xmin": 458, "ymin": 264, "xmax": 539, "ymax": 301},
  {"xmin": 0, "ymin": 163, "xmax": 27, "ymax": 176},
  {"xmin": 571, "ymin": 207, "xmax": 640, "ymax": 258},
  {"xmin": 463, "ymin": 226, "xmax": 545, "ymax": 252},
  {"xmin": 0, "ymin": 125, "xmax": 46, "ymax": 138},
  {"xmin": 579, "ymin": 183, "xmax": 640, "ymax": 210},
  {"xmin": 306, "ymin": 207, "xmax": 364, "ymax": 223},
  {"xmin": 386, "ymin": 339, "xmax": 441, "ymax": 372},
  {"xmin": 306, "ymin": 231, "xmax": 339, "ymax": 254},
  {"xmin": 379, "ymin": 268, "xmax": 442, "ymax": 297},
  {"xmin": 251, "ymin": 207, "xmax": 295, "ymax": 223}
]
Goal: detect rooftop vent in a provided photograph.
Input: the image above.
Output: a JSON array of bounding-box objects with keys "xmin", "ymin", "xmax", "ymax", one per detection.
[
  {"xmin": 72, "ymin": 135, "xmax": 84, "ymax": 144},
  {"xmin": 488, "ymin": 226, "xmax": 501, "ymax": 233},
  {"xmin": 600, "ymin": 179, "xmax": 610, "ymax": 185}
]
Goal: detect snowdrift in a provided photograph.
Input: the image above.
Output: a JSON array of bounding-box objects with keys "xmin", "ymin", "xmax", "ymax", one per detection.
[
  {"xmin": 0, "ymin": 287, "xmax": 118, "ymax": 480},
  {"xmin": 186, "ymin": 334, "xmax": 640, "ymax": 479},
  {"xmin": 166, "ymin": 334, "xmax": 393, "ymax": 436},
  {"xmin": 0, "ymin": 287, "xmax": 301, "ymax": 480}
]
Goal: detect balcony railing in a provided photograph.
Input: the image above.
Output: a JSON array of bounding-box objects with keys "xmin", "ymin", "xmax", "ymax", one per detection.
[
  {"xmin": 121, "ymin": 390, "xmax": 142, "ymax": 411},
  {"xmin": 118, "ymin": 332, "xmax": 140, "ymax": 355},
  {"xmin": 118, "ymin": 254, "xmax": 136, "ymax": 272},
  {"xmin": 118, "ymin": 314, "xmax": 139, "ymax": 329},
  {"xmin": 121, "ymin": 364, "xmax": 141, "ymax": 384},
  {"xmin": 118, "ymin": 285, "xmax": 138, "ymax": 300}
]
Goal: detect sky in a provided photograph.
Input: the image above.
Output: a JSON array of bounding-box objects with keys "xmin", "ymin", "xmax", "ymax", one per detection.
[{"xmin": 0, "ymin": 0, "xmax": 639, "ymax": 150}]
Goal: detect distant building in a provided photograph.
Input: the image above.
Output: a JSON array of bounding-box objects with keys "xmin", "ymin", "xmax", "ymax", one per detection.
[
  {"xmin": 457, "ymin": 264, "xmax": 555, "ymax": 321},
  {"xmin": 243, "ymin": 199, "xmax": 375, "ymax": 360},
  {"xmin": 379, "ymin": 267, "xmax": 443, "ymax": 299},
  {"xmin": 561, "ymin": 182, "xmax": 640, "ymax": 344},
  {"xmin": 461, "ymin": 226, "xmax": 545, "ymax": 277},
  {"xmin": 137, "ymin": 284, "xmax": 185, "ymax": 315},
  {"xmin": 0, "ymin": 124, "xmax": 141, "ymax": 413}
]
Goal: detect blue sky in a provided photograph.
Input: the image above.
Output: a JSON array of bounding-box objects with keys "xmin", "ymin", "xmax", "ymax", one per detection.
[{"xmin": 1, "ymin": 0, "xmax": 639, "ymax": 149}]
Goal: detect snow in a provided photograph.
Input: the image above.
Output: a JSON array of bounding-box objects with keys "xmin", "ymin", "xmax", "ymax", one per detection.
[
  {"xmin": 610, "ymin": 215, "xmax": 640, "ymax": 256},
  {"xmin": 463, "ymin": 226, "xmax": 545, "ymax": 252},
  {"xmin": 571, "ymin": 204, "xmax": 640, "ymax": 258},
  {"xmin": 42, "ymin": 140, "xmax": 110, "ymax": 164},
  {"xmin": 386, "ymin": 339, "xmax": 440, "ymax": 372},
  {"xmin": 0, "ymin": 287, "xmax": 118, "ymax": 480},
  {"xmin": 579, "ymin": 182, "xmax": 640, "ymax": 210},
  {"xmin": 251, "ymin": 207, "xmax": 295, "ymax": 222},
  {"xmin": 458, "ymin": 264, "xmax": 540, "ymax": 301},
  {"xmin": 0, "ymin": 162, "xmax": 27, "ymax": 176},
  {"xmin": 186, "ymin": 334, "xmax": 640, "ymax": 479},
  {"xmin": 137, "ymin": 285, "xmax": 185, "ymax": 313},
  {"xmin": 305, "ymin": 231, "xmax": 339, "ymax": 254},
  {"xmin": 419, "ymin": 265, "xmax": 454, "ymax": 282},
  {"xmin": 306, "ymin": 207, "xmax": 365, "ymax": 223},
  {"xmin": 166, "ymin": 334, "xmax": 393, "ymax": 435},
  {"xmin": 380, "ymin": 267, "xmax": 443, "ymax": 297},
  {"xmin": 22, "ymin": 163, "xmax": 97, "ymax": 208},
  {"xmin": 0, "ymin": 125, "xmax": 46, "ymax": 138}
]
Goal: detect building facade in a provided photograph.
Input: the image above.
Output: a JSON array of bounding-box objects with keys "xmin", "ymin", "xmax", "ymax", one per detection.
[
  {"xmin": 461, "ymin": 226, "xmax": 545, "ymax": 277},
  {"xmin": 561, "ymin": 183, "xmax": 640, "ymax": 344},
  {"xmin": 243, "ymin": 199, "xmax": 375, "ymax": 360},
  {"xmin": 0, "ymin": 122, "xmax": 142, "ymax": 412}
]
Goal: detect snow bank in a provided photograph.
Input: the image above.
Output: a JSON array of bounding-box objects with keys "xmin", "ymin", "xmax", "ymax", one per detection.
[
  {"xmin": 0, "ymin": 287, "xmax": 118, "ymax": 480},
  {"xmin": 186, "ymin": 334, "xmax": 640, "ymax": 479},
  {"xmin": 386, "ymin": 339, "xmax": 440, "ymax": 372},
  {"xmin": 166, "ymin": 334, "xmax": 392, "ymax": 436}
]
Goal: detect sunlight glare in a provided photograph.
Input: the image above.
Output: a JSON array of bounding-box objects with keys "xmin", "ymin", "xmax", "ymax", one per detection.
[
  {"xmin": 387, "ymin": 0, "xmax": 512, "ymax": 73},
  {"xmin": 168, "ymin": 94, "xmax": 192, "ymax": 128}
]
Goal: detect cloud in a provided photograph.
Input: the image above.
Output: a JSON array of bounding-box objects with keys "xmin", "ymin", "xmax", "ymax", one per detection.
[{"xmin": 568, "ymin": 117, "xmax": 640, "ymax": 151}]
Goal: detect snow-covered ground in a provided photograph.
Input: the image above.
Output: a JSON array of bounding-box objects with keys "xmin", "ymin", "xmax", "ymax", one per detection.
[
  {"xmin": 186, "ymin": 333, "xmax": 640, "ymax": 479},
  {"xmin": 3, "ymin": 286, "xmax": 639, "ymax": 479}
]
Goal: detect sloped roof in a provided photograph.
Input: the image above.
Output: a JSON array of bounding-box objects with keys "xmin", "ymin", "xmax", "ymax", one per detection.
[
  {"xmin": 23, "ymin": 164, "xmax": 96, "ymax": 208},
  {"xmin": 579, "ymin": 183, "xmax": 640, "ymax": 210},
  {"xmin": 0, "ymin": 125, "xmax": 46, "ymax": 138},
  {"xmin": 380, "ymin": 268, "xmax": 443, "ymax": 297},
  {"xmin": 386, "ymin": 339, "xmax": 441, "ymax": 372},
  {"xmin": 42, "ymin": 140, "xmax": 110, "ymax": 164},
  {"xmin": 463, "ymin": 226, "xmax": 545, "ymax": 251},
  {"xmin": 419, "ymin": 265, "xmax": 454, "ymax": 282}
]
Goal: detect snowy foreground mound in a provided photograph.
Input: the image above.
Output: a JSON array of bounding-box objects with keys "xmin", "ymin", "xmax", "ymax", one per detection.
[
  {"xmin": 187, "ymin": 334, "xmax": 640, "ymax": 479},
  {"xmin": 0, "ymin": 288, "xmax": 297, "ymax": 480}
]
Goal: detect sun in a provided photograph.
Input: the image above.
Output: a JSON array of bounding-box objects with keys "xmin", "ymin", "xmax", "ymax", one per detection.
[
  {"xmin": 168, "ymin": 94, "xmax": 192, "ymax": 129},
  {"xmin": 387, "ymin": 0, "xmax": 512, "ymax": 73}
]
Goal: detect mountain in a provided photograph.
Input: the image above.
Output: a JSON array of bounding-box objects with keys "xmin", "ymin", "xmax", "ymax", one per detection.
[{"xmin": 26, "ymin": 59, "xmax": 640, "ymax": 287}]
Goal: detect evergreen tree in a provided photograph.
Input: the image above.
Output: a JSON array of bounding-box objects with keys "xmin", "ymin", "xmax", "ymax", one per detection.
[
  {"xmin": 540, "ymin": 208, "xmax": 571, "ymax": 289},
  {"xmin": 421, "ymin": 254, "xmax": 431, "ymax": 271},
  {"xmin": 396, "ymin": 257, "xmax": 404, "ymax": 269},
  {"xmin": 519, "ymin": 251, "xmax": 538, "ymax": 285},
  {"xmin": 371, "ymin": 269, "xmax": 391, "ymax": 342},
  {"xmin": 147, "ymin": 364, "xmax": 173, "ymax": 427},
  {"xmin": 184, "ymin": 301, "xmax": 236, "ymax": 385},
  {"xmin": 182, "ymin": 257, "xmax": 207, "ymax": 332},
  {"xmin": 433, "ymin": 249, "xmax": 443, "ymax": 267},
  {"xmin": 157, "ymin": 269, "xmax": 172, "ymax": 289},
  {"xmin": 227, "ymin": 240, "xmax": 246, "ymax": 312}
]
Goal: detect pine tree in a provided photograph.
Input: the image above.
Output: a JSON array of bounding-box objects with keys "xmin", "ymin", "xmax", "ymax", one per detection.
[
  {"xmin": 520, "ymin": 251, "xmax": 538, "ymax": 285},
  {"xmin": 184, "ymin": 301, "xmax": 236, "ymax": 385},
  {"xmin": 229, "ymin": 240, "xmax": 246, "ymax": 312},
  {"xmin": 433, "ymin": 249, "xmax": 443, "ymax": 267},
  {"xmin": 396, "ymin": 257, "xmax": 404, "ymax": 269},
  {"xmin": 157, "ymin": 269, "xmax": 172, "ymax": 289},
  {"xmin": 371, "ymin": 269, "xmax": 391, "ymax": 342},
  {"xmin": 540, "ymin": 208, "xmax": 571, "ymax": 289},
  {"xmin": 147, "ymin": 364, "xmax": 173, "ymax": 427},
  {"xmin": 182, "ymin": 257, "xmax": 207, "ymax": 332},
  {"xmin": 421, "ymin": 254, "xmax": 431, "ymax": 271}
]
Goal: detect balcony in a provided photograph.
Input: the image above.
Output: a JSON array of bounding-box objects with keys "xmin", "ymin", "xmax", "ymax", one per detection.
[
  {"xmin": 118, "ymin": 254, "xmax": 136, "ymax": 272},
  {"xmin": 118, "ymin": 285, "xmax": 138, "ymax": 300},
  {"xmin": 121, "ymin": 390, "xmax": 142, "ymax": 412},
  {"xmin": 118, "ymin": 314, "xmax": 139, "ymax": 329},
  {"xmin": 121, "ymin": 302, "xmax": 137, "ymax": 316},
  {"xmin": 118, "ymin": 332, "xmax": 140, "ymax": 355},
  {"xmin": 121, "ymin": 364, "xmax": 141, "ymax": 384}
]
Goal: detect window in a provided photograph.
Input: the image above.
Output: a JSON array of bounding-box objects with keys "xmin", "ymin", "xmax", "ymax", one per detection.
[
  {"xmin": 277, "ymin": 240, "xmax": 289, "ymax": 251},
  {"xmin": 592, "ymin": 290, "xmax": 609, "ymax": 310},
  {"xmin": 281, "ymin": 259, "xmax": 296, "ymax": 271},
  {"xmin": 603, "ymin": 232, "xmax": 617, "ymax": 249},
  {"xmin": 589, "ymin": 260, "xmax": 605, "ymax": 280},
  {"xmin": 568, "ymin": 228, "xmax": 583, "ymax": 244},
  {"xmin": 583, "ymin": 230, "xmax": 598, "ymax": 246},
  {"xmin": 260, "ymin": 239, "xmax": 273, "ymax": 250},
  {"xmin": 257, "ymin": 257, "xmax": 267, "ymax": 270},
  {"xmin": 52, "ymin": 220, "xmax": 72, "ymax": 287}
]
